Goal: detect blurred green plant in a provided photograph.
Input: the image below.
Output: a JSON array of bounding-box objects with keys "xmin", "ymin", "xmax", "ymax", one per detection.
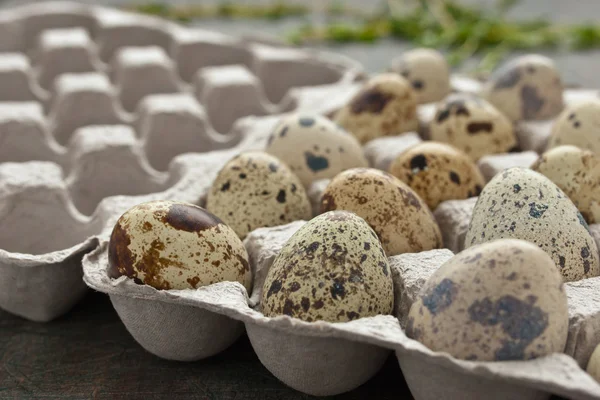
[{"xmin": 128, "ymin": 0, "xmax": 600, "ymax": 73}]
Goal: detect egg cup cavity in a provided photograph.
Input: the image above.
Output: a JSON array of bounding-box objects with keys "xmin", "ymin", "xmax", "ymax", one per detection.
[
  {"xmin": 244, "ymin": 222, "xmax": 600, "ymax": 399},
  {"xmin": 83, "ymin": 241, "xmax": 252, "ymax": 361},
  {"xmin": 0, "ymin": 161, "xmax": 101, "ymax": 321}
]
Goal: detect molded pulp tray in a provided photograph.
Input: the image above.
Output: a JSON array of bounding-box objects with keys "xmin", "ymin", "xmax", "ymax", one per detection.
[{"xmin": 0, "ymin": 1, "xmax": 600, "ymax": 399}]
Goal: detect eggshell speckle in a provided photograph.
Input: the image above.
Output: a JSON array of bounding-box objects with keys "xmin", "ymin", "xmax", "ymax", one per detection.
[
  {"xmin": 265, "ymin": 114, "xmax": 368, "ymax": 187},
  {"xmin": 407, "ymin": 239, "xmax": 569, "ymax": 362},
  {"xmin": 389, "ymin": 48, "xmax": 450, "ymax": 104},
  {"xmin": 388, "ymin": 142, "xmax": 485, "ymax": 209},
  {"xmin": 465, "ymin": 167, "xmax": 600, "ymax": 282},
  {"xmin": 320, "ymin": 168, "xmax": 442, "ymax": 256},
  {"xmin": 261, "ymin": 210, "xmax": 393, "ymax": 323},
  {"xmin": 108, "ymin": 200, "xmax": 252, "ymax": 291},
  {"xmin": 532, "ymin": 145, "xmax": 600, "ymax": 224},
  {"xmin": 429, "ymin": 93, "xmax": 517, "ymax": 161},
  {"xmin": 547, "ymin": 100, "xmax": 600, "ymax": 154},
  {"xmin": 206, "ymin": 151, "xmax": 312, "ymax": 239},
  {"xmin": 334, "ymin": 73, "xmax": 419, "ymax": 144},
  {"xmin": 482, "ymin": 54, "xmax": 564, "ymax": 122}
]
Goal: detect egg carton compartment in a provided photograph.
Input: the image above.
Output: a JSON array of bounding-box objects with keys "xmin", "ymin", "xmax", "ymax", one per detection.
[
  {"xmin": 83, "ymin": 214, "xmax": 600, "ymax": 399},
  {"xmin": 0, "ymin": 1, "xmax": 361, "ymax": 138}
]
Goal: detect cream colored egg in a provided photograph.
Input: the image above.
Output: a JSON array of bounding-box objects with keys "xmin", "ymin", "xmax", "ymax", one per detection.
[
  {"xmin": 108, "ymin": 200, "xmax": 252, "ymax": 291},
  {"xmin": 547, "ymin": 100, "xmax": 600, "ymax": 154},
  {"xmin": 388, "ymin": 142, "xmax": 485, "ymax": 210},
  {"xmin": 481, "ymin": 54, "xmax": 564, "ymax": 121},
  {"xmin": 320, "ymin": 168, "xmax": 442, "ymax": 256},
  {"xmin": 265, "ymin": 114, "xmax": 368, "ymax": 188},
  {"xmin": 389, "ymin": 48, "xmax": 450, "ymax": 104},
  {"xmin": 261, "ymin": 210, "xmax": 393, "ymax": 322},
  {"xmin": 429, "ymin": 93, "xmax": 517, "ymax": 161},
  {"xmin": 334, "ymin": 73, "xmax": 419, "ymax": 144},
  {"xmin": 586, "ymin": 343, "xmax": 600, "ymax": 382},
  {"xmin": 407, "ymin": 239, "xmax": 569, "ymax": 362},
  {"xmin": 532, "ymin": 145, "xmax": 600, "ymax": 224},
  {"xmin": 465, "ymin": 167, "xmax": 600, "ymax": 282},
  {"xmin": 206, "ymin": 151, "xmax": 311, "ymax": 239}
]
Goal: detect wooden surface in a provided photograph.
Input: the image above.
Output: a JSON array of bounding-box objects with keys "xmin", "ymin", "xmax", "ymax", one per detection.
[{"xmin": 0, "ymin": 291, "xmax": 411, "ymax": 399}]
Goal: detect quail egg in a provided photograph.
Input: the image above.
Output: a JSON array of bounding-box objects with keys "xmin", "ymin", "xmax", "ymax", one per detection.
[
  {"xmin": 261, "ymin": 210, "xmax": 393, "ymax": 322},
  {"xmin": 389, "ymin": 48, "xmax": 450, "ymax": 104},
  {"xmin": 108, "ymin": 200, "xmax": 252, "ymax": 291},
  {"xmin": 547, "ymin": 100, "xmax": 600, "ymax": 154},
  {"xmin": 429, "ymin": 93, "xmax": 517, "ymax": 161},
  {"xmin": 465, "ymin": 167, "xmax": 600, "ymax": 282},
  {"xmin": 334, "ymin": 73, "xmax": 419, "ymax": 144},
  {"xmin": 481, "ymin": 54, "xmax": 564, "ymax": 121},
  {"xmin": 206, "ymin": 151, "xmax": 311, "ymax": 239},
  {"xmin": 265, "ymin": 114, "xmax": 368, "ymax": 188},
  {"xmin": 320, "ymin": 168, "xmax": 442, "ymax": 256},
  {"xmin": 532, "ymin": 145, "xmax": 600, "ymax": 224},
  {"xmin": 407, "ymin": 239, "xmax": 569, "ymax": 362},
  {"xmin": 388, "ymin": 142, "xmax": 485, "ymax": 209}
]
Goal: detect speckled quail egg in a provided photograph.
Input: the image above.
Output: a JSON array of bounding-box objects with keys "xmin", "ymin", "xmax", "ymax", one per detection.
[
  {"xmin": 265, "ymin": 114, "xmax": 368, "ymax": 188},
  {"xmin": 481, "ymin": 54, "xmax": 564, "ymax": 122},
  {"xmin": 320, "ymin": 168, "xmax": 442, "ymax": 256},
  {"xmin": 407, "ymin": 239, "xmax": 569, "ymax": 362},
  {"xmin": 334, "ymin": 73, "xmax": 419, "ymax": 144},
  {"xmin": 389, "ymin": 48, "xmax": 450, "ymax": 104},
  {"xmin": 547, "ymin": 100, "xmax": 600, "ymax": 154},
  {"xmin": 465, "ymin": 167, "xmax": 600, "ymax": 282},
  {"xmin": 429, "ymin": 93, "xmax": 517, "ymax": 161},
  {"xmin": 532, "ymin": 145, "xmax": 600, "ymax": 224},
  {"xmin": 108, "ymin": 200, "xmax": 252, "ymax": 291},
  {"xmin": 261, "ymin": 210, "xmax": 393, "ymax": 322},
  {"xmin": 388, "ymin": 142, "xmax": 485, "ymax": 210},
  {"xmin": 206, "ymin": 151, "xmax": 311, "ymax": 239},
  {"xmin": 587, "ymin": 343, "xmax": 600, "ymax": 382}
]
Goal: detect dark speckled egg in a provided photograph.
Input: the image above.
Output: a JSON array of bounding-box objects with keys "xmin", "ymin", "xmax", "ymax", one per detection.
[
  {"xmin": 481, "ymin": 54, "xmax": 564, "ymax": 122},
  {"xmin": 465, "ymin": 167, "xmax": 600, "ymax": 282},
  {"xmin": 547, "ymin": 100, "xmax": 600, "ymax": 154},
  {"xmin": 320, "ymin": 168, "xmax": 442, "ymax": 256},
  {"xmin": 334, "ymin": 73, "xmax": 419, "ymax": 144},
  {"xmin": 265, "ymin": 114, "xmax": 368, "ymax": 188},
  {"xmin": 261, "ymin": 210, "xmax": 393, "ymax": 323},
  {"xmin": 388, "ymin": 142, "xmax": 485, "ymax": 209},
  {"xmin": 108, "ymin": 200, "xmax": 252, "ymax": 291},
  {"xmin": 407, "ymin": 239, "xmax": 568, "ymax": 362},
  {"xmin": 206, "ymin": 151, "xmax": 312, "ymax": 239}
]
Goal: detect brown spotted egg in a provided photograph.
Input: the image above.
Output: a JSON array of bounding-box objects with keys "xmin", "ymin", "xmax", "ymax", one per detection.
[
  {"xmin": 320, "ymin": 168, "xmax": 442, "ymax": 256},
  {"xmin": 334, "ymin": 73, "xmax": 419, "ymax": 144},
  {"xmin": 389, "ymin": 48, "xmax": 450, "ymax": 104},
  {"xmin": 532, "ymin": 145, "xmax": 600, "ymax": 224},
  {"xmin": 429, "ymin": 93, "xmax": 517, "ymax": 161},
  {"xmin": 388, "ymin": 142, "xmax": 485, "ymax": 210},
  {"xmin": 407, "ymin": 239, "xmax": 569, "ymax": 362},
  {"xmin": 261, "ymin": 210, "xmax": 393, "ymax": 323},
  {"xmin": 547, "ymin": 100, "xmax": 600, "ymax": 154},
  {"xmin": 465, "ymin": 167, "xmax": 600, "ymax": 282},
  {"xmin": 206, "ymin": 151, "xmax": 311, "ymax": 239},
  {"xmin": 481, "ymin": 54, "xmax": 564, "ymax": 122},
  {"xmin": 108, "ymin": 200, "xmax": 252, "ymax": 291},
  {"xmin": 265, "ymin": 114, "xmax": 368, "ymax": 188}
]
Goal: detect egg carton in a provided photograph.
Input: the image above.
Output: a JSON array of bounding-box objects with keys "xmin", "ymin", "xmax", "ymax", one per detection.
[
  {"xmin": 0, "ymin": 0, "xmax": 367, "ymax": 322},
  {"xmin": 78, "ymin": 72, "xmax": 600, "ymax": 399},
  {"xmin": 3, "ymin": 1, "xmax": 600, "ymax": 399}
]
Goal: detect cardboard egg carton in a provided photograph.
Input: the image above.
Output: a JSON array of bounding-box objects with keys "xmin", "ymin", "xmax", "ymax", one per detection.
[
  {"xmin": 0, "ymin": 1, "xmax": 364, "ymax": 322},
  {"xmin": 1, "ymin": 1, "xmax": 600, "ymax": 399}
]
